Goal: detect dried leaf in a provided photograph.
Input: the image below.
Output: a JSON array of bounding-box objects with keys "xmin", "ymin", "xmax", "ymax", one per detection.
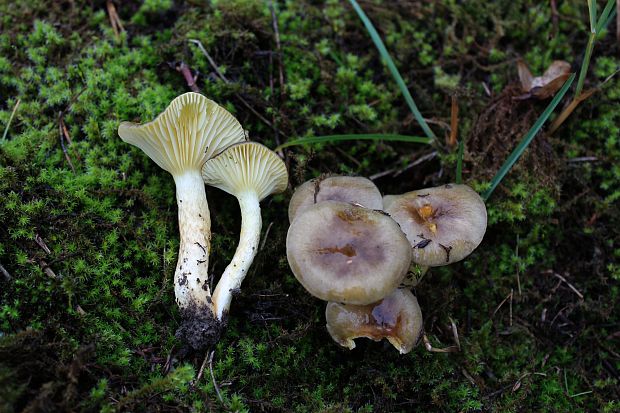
[{"xmin": 517, "ymin": 60, "xmax": 572, "ymax": 99}]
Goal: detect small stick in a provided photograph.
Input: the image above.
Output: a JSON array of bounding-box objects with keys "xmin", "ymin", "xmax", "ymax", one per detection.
[
  {"xmin": 0, "ymin": 263, "xmax": 11, "ymax": 281},
  {"xmin": 208, "ymin": 350, "xmax": 224, "ymax": 404},
  {"xmin": 449, "ymin": 317, "xmax": 461, "ymax": 350},
  {"xmin": 259, "ymin": 221, "xmax": 274, "ymax": 252},
  {"xmin": 39, "ymin": 259, "xmax": 58, "ymax": 279},
  {"xmin": 34, "ymin": 233, "xmax": 51, "ymax": 254},
  {"xmin": 106, "ymin": 1, "xmax": 125, "ymax": 41},
  {"xmin": 193, "ymin": 351, "xmax": 210, "ymax": 386},
  {"xmin": 492, "ymin": 290, "xmax": 513, "ymax": 319},
  {"xmin": 422, "ymin": 333, "xmax": 459, "ymax": 353},
  {"xmin": 176, "ymin": 62, "xmax": 200, "ymax": 93},
  {"xmin": 1, "ymin": 98, "xmax": 20, "ymax": 141},
  {"xmin": 269, "ymin": 0, "xmax": 285, "ymax": 101},
  {"xmin": 515, "ymin": 235, "xmax": 522, "ymax": 296},
  {"xmin": 59, "ymin": 114, "xmax": 76, "ymax": 173},
  {"xmin": 542, "ymin": 270, "xmax": 584, "ymax": 299},
  {"xmin": 448, "ymin": 95, "xmax": 458, "ymax": 147}
]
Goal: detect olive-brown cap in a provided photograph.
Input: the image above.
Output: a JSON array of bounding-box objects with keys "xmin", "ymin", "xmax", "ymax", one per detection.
[
  {"xmin": 286, "ymin": 201, "xmax": 412, "ymax": 305},
  {"xmin": 288, "ymin": 176, "xmax": 382, "ymax": 223},
  {"xmin": 384, "ymin": 184, "xmax": 487, "ymax": 266},
  {"xmin": 325, "ymin": 288, "xmax": 423, "ymax": 354},
  {"xmin": 201, "ymin": 142, "xmax": 288, "ymax": 200}
]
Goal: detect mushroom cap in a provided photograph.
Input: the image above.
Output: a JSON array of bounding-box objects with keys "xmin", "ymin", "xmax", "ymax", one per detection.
[
  {"xmin": 118, "ymin": 92, "xmax": 246, "ymax": 175},
  {"xmin": 287, "ymin": 201, "xmax": 412, "ymax": 305},
  {"xmin": 201, "ymin": 142, "xmax": 288, "ymax": 200},
  {"xmin": 325, "ymin": 288, "xmax": 423, "ymax": 354},
  {"xmin": 288, "ymin": 176, "xmax": 383, "ymax": 223},
  {"xmin": 384, "ymin": 184, "xmax": 487, "ymax": 266}
]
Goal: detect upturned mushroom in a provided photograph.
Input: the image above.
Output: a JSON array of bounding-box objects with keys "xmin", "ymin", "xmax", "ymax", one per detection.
[
  {"xmin": 202, "ymin": 142, "xmax": 288, "ymax": 320},
  {"xmin": 383, "ymin": 184, "xmax": 487, "ymax": 266},
  {"xmin": 325, "ymin": 288, "xmax": 423, "ymax": 354},
  {"xmin": 118, "ymin": 92, "xmax": 245, "ymax": 346},
  {"xmin": 288, "ymin": 176, "xmax": 383, "ymax": 223},
  {"xmin": 287, "ymin": 201, "xmax": 412, "ymax": 305}
]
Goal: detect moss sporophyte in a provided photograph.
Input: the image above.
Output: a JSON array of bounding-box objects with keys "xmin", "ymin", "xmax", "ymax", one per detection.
[{"xmin": 118, "ymin": 93, "xmax": 286, "ymax": 349}]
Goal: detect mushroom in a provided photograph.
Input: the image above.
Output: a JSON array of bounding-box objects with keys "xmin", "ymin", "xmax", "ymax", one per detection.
[
  {"xmin": 118, "ymin": 92, "xmax": 245, "ymax": 346},
  {"xmin": 286, "ymin": 201, "xmax": 412, "ymax": 305},
  {"xmin": 201, "ymin": 142, "xmax": 288, "ymax": 320},
  {"xmin": 325, "ymin": 288, "xmax": 423, "ymax": 354},
  {"xmin": 383, "ymin": 184, "xmax": 487, "ymax": 266},
  {"xmin": 288, "ymin": 176, "xmax": 383, "ymax": 223}
]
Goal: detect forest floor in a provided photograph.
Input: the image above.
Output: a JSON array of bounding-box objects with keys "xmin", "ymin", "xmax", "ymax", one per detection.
[{"xmin": 1, "ymin": 1, "xmax": 619, "ymax": 412}]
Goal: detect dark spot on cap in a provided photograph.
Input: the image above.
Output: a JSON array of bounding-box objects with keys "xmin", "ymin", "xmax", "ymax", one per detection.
[{"xmin": 317, "ymin": 243, "xmax": 357, "ymax": 257}]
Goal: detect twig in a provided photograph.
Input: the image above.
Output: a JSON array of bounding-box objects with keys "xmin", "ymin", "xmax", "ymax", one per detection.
[
  {"xmin": 188, "ymin": 39, "xmax": 286, "ymax": 139},
  {"xmin": 106, "ymin": 1, "xmax": 125, "ymax": 42},
  {"xmin": 422, "ymin": 333, "xmax": 459, "ymax": 353},
  {"xmin": 542, "ymin": 270, "xmax": 584, "ymax": 299},
  {"xmin": 564, "ymin": 369, "xmax": 593, "ymax": 398},
  {"xmin": 176, "ymin": 62, "xmax": 200, "ymax": 93},
  {"xmin": 208, "ymin": 351, "xmax": 224, "ymax": 405},
  {"xmin": 449, "ymin": 317, "xmax": 461, "ymax": 350},
  {"xmin": 0, "ymin": 263, "xmax": 11, "ymax": 281},
  {"xmin": 259, "ymin": 221, "xmax": 274, "ymax": 252},
  {"xmin": 515, "ymin": 235, "xmax": 521, "ymax": 296},
  {"xmin": 269, "ymin": 0, "xmax": 285, "ymax": 101},
  {"xmin": 2, "ymin": 98, "xmax": 20, "ymax": 141},
  {"xmin": 448, "ymin": 95, "xmax": 458, "ymax": 147},
  {"xmin": 567, "ymin": 156, "xmax": 598, "ymax": 163},
  {"xmin": 369, "ymin": 151, "xmax": 437, "ymax": 180},
  {"xmin": 548, "ymin": 88, "xmax": 596, "ymax": 134},
  {"xmin": 492, "ymin": 290, "xmax": 513, "ymax": 321},
  {"xmin": 59, "ymin": 113, "xmax": 76, "ymax": 172},
  {"xmin": 193, "ymin": 351, "xmax": 210, "ymax": 386},
  {"xmin": 38, "ymin": 259, "xmax": 58, "ymax": 279},
  {"xmin": 34, "ymin": 233, "xmax": 51, "ymax": 254}
]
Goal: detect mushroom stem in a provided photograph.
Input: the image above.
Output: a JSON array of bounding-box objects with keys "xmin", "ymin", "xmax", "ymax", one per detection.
[
  {"xmin": 212, "ymin": 190, "xmax": 261, "ymax": 320},
  {"xmin": 173, "ymin": 170, "xmax": 212, "ymax": 310}
]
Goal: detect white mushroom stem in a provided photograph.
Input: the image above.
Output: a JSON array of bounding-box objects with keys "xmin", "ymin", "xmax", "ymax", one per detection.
[
  {"xmin": 173, "ymin": 170, "xmax": 212, "ymax": 310},
  {"xmin": 212, "ymin": 190, "xmax": 261, "ymax": 320}
]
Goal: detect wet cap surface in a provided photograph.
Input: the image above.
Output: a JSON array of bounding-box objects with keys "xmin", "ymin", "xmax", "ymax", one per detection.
[
  {"xmin": 384, "ymin": 184, "xmax": 487, "ymax": 266},
  {"xmin": 288, "ymin": 176, "xmax": 383, "ymax": 223},
  {"xmin": 287, "ymin": 201, "xmax": 412, "ymax": 305}
]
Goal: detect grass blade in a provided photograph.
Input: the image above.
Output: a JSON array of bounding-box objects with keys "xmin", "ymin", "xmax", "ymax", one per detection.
[
  {"xmin": 587, "ymin": 0, "xmax": 597, "ymax": 32},
  {"xmin": 482, "ymin": 73, "xmax": 575, "ymax": 201},
  {"xmin": 596, "ymin": 0, "xmax": 616, "ymax": 32},
  {"xmin": 348, "ymin": 0, "xmax": 436, "ymax": 140},
  {"xmin": 274, "ymin": 134, "xmax": 431, "ymax": 151},
  {"xmin": 1, "ymin": 98, "xmax": 20, "ymax": 141},
  {"xmin": 456, "ymin": 138, "xmax": 465, "ymax": 184}
]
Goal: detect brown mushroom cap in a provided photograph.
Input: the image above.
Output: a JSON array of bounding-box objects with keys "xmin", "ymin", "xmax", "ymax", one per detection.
[
  {"xmin": 384, "ymin": 184, "xmax": 487, "ymax": 266},
  {"xmin": 325, "ymin": 288, "xmax": 423, "ymax": 354},
  {"xmin": 288, "ymin": 176, "xmax": 383, "ymax": 223},
  {"xmin": 287, "ymin": 201, "xmax": 412, "ymax": 305}
]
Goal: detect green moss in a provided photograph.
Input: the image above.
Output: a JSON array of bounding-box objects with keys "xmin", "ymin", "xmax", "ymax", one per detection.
[{"xmin": 0, "ymin": 0, "xmax": 618, "ymax": 411}]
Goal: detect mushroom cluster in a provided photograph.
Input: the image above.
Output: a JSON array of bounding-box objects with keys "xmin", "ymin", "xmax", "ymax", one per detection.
[
  {"xmin": 286, "ymin": 176, "xmax": 487, "ymax": 354},
  {"xmin": 118, "ymin": 92, "xmax": 288, "ymax": 349}
]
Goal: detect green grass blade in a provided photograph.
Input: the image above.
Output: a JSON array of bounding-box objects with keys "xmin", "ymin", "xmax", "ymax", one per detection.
[
  {"xmin": 274, "ymin": 134, "xmax": 432, "ymax": 151},
  {"xmin": 596, "ymin": 0, "xmax": 616, "ymax": 32},
  {"xmin": 482, "ymin": 73, "xmax": 575, "ymax": 201},
  {"xmin": 587, "ymin": 0, "xmax": 597, "ymax": 32},
  {"xmin": 348, "ymin": 0, "xmax": 436, "ymax": 140},
  {"xmin": 456, "ymin": 138, "xmax": 465, "ymax": 184}
]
